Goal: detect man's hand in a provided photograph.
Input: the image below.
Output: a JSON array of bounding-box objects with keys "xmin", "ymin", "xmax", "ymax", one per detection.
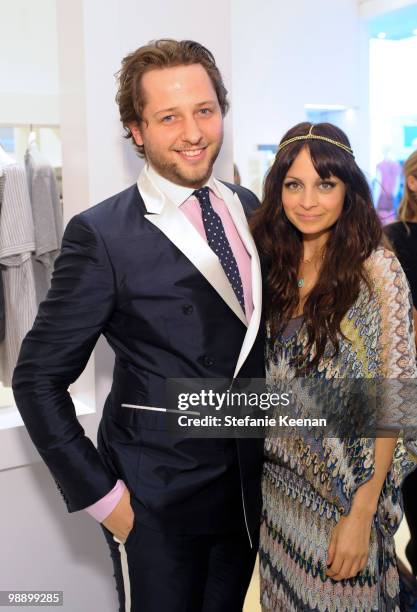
[
  {"xmin": 102, "ymin": 487, "xmax": 135, "ymax": 544},
  {"xmin": 326, "ymin": 507, "xmax": 373, "ymax": 581}
]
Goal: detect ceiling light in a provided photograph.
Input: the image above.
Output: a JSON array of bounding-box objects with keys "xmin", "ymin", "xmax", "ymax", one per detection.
[{"xmin": 377, "ymin": 32, "xmax": 387, "ymax": 39}]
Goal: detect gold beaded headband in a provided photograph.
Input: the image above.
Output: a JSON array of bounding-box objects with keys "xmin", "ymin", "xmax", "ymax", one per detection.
[{"xmin": 277, "ymin": 125, "xmax": 355, "ymax": 157}]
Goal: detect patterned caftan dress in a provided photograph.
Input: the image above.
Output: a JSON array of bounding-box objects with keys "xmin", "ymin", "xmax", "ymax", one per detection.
[{"xmin": 260, "ymin": 248, "xmax": 417, "ymax": 611}]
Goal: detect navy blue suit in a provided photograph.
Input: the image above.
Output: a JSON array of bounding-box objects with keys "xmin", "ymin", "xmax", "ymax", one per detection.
[{"xmin": 13, "ymin": 170, "xmax": 265, "ymax": 611}]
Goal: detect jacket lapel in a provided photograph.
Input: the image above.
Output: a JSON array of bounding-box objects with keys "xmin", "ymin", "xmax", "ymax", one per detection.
[
  {"xmin": 213, "ymin": 180, "xmax": 263, "ymax": 378},
  {"xmin": 137, "ymin": 168, "xmax": 247, "ymax": 326}
]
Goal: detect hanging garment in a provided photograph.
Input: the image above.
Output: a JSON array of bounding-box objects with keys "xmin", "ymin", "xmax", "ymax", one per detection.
[
  {"xmin": 0, "ymin": 172, "xmax": 5, "ymax": 341},
  {"xmin": 376, "ymin": 158, "xmax": 401, "ymax": 226},
  {"xmin": 25, "ymin": 145, "xmax": 63, "ymax": 304},
  {"xmin": 0, "ymin": 163, "xmax": 37, "ymax": 386}
]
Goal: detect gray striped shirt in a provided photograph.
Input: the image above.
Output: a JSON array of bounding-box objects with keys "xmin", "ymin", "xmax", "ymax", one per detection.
[
  {"xmin": 0, "ymin": 163, "xmax": 37, "ymax": 386},
  {"xmin": 0, "ymin": 172, "xmax": 5, "ymax": 341},
  {"xmin": 25, "ymin": 146, "xmax": 63, "ymax": 302}
]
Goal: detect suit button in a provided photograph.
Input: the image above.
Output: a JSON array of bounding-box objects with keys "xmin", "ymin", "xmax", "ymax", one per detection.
[
  {"xmin": 182, "ymin": 304, "xmax": 194, "ymax": 315},
  {"xmin": 202, "ymin": 355, "xmax": 215, "ymax": 367}
]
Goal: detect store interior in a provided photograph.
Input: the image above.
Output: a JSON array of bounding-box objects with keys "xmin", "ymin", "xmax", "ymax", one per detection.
[{"xmin": 1, "ymin": 1, "xmax": 416, "ymax": 610}]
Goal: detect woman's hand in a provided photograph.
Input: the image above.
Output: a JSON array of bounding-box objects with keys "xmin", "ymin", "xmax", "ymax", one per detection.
[{"xmin": 326, "ymin": 507, "xmax": 374, "ymax": 581}]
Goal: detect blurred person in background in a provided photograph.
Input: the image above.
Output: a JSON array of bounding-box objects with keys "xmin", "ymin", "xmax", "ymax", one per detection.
[
  {"xmin": 252, "ymin": 122, "xmax": 417, "ymax": 611},
  {"xmin": 385, "ymin": 149, "xmax": 417, "ymax": 343},
  {"xmin": 385, "ymin": 149, "xmax": 417, "ymax": 577},
  {"xmin": 375, "ymin": 146, "xmax": 402, "ymax": 226}
]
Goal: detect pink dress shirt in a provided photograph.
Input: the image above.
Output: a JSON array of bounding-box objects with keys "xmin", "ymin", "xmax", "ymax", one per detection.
[{"xmin": 86, "ymin": 170, "xmax": 253, "ymax": 522}]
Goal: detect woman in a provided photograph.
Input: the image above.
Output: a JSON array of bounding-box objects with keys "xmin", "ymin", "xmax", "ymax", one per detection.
[
  {"xmin": 251, "ymin": 122, "xmax": 417, "ymax": 611},
  {"xmin": 385, "ymin": 150, "xmax": 417, "ymax": 339},
  {"xmin": 385, "ymin": 150, "xmax": 417, "ymax": 577}
]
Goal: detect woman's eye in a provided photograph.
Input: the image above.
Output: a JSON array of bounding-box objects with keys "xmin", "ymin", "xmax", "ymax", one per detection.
[
  {"xmin": 284, "ymin": 181, "xmax": 300, "ymax": 191},
  {"xmin": 319, "ymin": 181, "xmax": 336, "ymax": 191}
]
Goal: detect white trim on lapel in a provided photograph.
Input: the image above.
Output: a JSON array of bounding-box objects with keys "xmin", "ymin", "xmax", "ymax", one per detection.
[
  {"xmin": 213, "ymin": 180, "xmax": 263, "ymax": 379},
  {"xmin": 137, "ymin": 168, "xmax": 247, "ymax": 326}
]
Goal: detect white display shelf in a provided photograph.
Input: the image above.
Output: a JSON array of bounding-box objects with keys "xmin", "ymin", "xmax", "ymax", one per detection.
[
  {"xmin": 0, "ymin": 356, "xmax": 99, "ymax": 471},
  {"xmin": 0, "ymin": 397, "xmax": 95, "ymax": 431},
  {"xmin": 0, "ymin": 355, "xmax": 96, "ymax": 431}
]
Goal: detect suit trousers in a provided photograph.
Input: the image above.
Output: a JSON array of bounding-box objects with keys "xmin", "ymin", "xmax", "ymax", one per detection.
[{"xmin": 101, "ymin": 504, "xmax": 258, "ymax": 612}]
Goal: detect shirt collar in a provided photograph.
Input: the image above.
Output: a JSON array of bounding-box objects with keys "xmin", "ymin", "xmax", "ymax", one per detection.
[{"xmin": 146, "ymin": 163, "xmax": 221, "ymax": 207}]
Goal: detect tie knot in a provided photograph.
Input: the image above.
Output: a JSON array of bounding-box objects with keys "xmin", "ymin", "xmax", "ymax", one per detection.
[{"xmin": 193, "ymin": 187, "xmax": 211, "ymax": 206}]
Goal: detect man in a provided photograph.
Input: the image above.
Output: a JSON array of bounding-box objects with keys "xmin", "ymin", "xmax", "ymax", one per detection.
[{"xmin": 13, "ymin": 39, "xmax": 264, "ymax": 611}]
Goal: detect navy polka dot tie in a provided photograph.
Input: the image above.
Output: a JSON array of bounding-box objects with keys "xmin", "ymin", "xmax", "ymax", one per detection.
[{"xmin": 193, "ymin": 187, "xmax": 245, "ymax": 312}]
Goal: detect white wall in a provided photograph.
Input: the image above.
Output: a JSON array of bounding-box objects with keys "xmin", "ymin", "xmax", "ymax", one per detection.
[
  {"xmin": 81, "ymin": 0, "xmax": 234, "ymax": 207},
  {"xmin": 369, "ymin": 36, "xmax": 417, "ymax": 170},
  {"xmin": 0, "ymin": 0, "xmax": 59, "ymax": 125},
  {"xmin": 231, "ymin": 0, "xmax": 369, "ymax": 192}
]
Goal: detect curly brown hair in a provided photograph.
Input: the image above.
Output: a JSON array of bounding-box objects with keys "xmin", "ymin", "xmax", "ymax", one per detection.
[
  {"xmin": 251, "ymin": 122, "xmax": 383, "ymax": 370},
  {"xmin": 115, "ymin": 39, "xmax": 229, "ymax": 158}
]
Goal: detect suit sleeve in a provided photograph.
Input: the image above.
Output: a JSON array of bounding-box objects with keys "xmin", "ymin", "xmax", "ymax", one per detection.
[{"xmin": 12, "ymin": 214, "xmax": 118, "ymax": 512}]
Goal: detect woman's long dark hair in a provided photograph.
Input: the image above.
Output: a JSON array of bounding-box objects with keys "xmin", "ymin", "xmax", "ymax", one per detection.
[{"xmin": 251, "ymin": 122, "xmax": 382, "ymax": 369}]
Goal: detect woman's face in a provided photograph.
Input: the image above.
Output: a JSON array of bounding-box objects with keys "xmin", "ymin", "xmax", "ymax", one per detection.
[
  {"xmin": 281, "ymin": 146, "xmax": 346, "ymax": 241},
  {"xmin": 407, "ymin": 174, "xmax": 417, "ymax": 195}
]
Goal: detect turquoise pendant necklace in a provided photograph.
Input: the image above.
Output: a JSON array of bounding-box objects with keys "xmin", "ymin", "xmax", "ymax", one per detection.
[{"xmin": 298, "ymin": 250, "xmax": 324, "ymax": 289}]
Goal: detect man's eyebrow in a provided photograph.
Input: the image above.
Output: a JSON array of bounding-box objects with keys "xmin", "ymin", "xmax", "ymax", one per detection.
[
  {"xmin": 153, "ymin": 107, "xmax": 177, "ymax": 117},
  {"xmin": 153, "ymin": 100, "xmax": 217, "ymax": 117}
]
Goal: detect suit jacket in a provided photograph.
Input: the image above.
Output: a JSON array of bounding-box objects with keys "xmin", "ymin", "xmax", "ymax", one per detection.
[{"xmin": 12, "ymin": 167, "xmax": 265, "ymax": 544}]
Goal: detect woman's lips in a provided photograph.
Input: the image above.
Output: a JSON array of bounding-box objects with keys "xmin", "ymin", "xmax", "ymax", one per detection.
[{"xmin": 296, "ymin": 213, "xmax": 322, "ymax": 221}]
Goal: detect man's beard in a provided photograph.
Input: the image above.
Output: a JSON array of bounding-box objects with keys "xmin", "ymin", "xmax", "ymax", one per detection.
[{"xmin": 143, "ymin": 138, "xmax": 223, "ymax": 188}]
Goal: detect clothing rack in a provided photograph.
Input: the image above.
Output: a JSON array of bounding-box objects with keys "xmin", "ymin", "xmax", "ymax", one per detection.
[{"xmin": 0, "ymin": 123, "xmax": 60, "ymax": 129}]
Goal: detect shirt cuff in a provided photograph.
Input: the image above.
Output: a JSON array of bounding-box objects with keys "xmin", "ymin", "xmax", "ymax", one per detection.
[{"xmin": 84, "ymin": 479, "xmax": 126, "ymax": 522}]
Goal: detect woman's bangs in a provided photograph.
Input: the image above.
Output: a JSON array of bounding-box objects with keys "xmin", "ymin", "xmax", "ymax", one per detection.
[{"xmin": 308, "ymin": 141, "xmax": 350, "ymax": 182}]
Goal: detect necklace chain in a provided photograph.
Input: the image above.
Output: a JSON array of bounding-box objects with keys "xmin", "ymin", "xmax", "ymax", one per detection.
[{"xmin": 298, "ymin": 250, "xmax": 324, "ymax": 288}]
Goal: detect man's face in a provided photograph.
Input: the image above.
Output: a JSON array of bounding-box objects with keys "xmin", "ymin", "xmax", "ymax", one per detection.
[{"xmin": 130, "ymin": 63, "xmax": 224, "ymax": 188}]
